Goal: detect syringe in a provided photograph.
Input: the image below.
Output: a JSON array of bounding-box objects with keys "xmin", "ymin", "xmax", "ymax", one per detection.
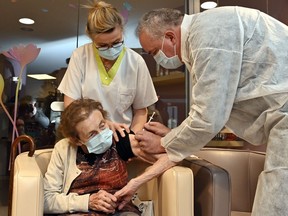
[
  {"xmin": 143, "ymin": 111, "xmax": 155, "ymax": 131},
  {"xmin": 147, "ymin": 111, "xmax": 156, "ymax": 124}
]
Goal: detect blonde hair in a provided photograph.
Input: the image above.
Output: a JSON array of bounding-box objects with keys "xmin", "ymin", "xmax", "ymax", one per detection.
[{"xmin": 85, "ymin": 1, "xmax": 124, "ymax": 39}]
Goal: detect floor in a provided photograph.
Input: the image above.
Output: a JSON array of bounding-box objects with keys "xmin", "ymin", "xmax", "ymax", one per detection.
[{"xmin": 0, "ymin": 175, "xmax": 9, "ymax": 216}]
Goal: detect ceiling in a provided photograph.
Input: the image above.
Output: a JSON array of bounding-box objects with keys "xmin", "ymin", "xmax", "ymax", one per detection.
[
  {"xmin": 0, "ymin": 0, "xmax": 185, "ymax": 75},
  {"xmin": 1, "ymin": 0, "xmax": 288, "ymax": 76},
  {"xmin": 209, "ymin": 0, "xmax": 288, "ymax": 25}
]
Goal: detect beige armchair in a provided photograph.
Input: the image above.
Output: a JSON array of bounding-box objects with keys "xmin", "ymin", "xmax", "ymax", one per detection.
[
  {"xmin": 10, "ymin": 146, "xmax": 194, "ymax": 216},
  {"xmin": 182, "ymin": 148, "xmax": 265, "ymax": 216}
]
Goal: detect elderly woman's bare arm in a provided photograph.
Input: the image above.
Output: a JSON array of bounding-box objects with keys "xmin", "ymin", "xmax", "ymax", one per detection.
[{"xmin": 114, "ymin": 154, "xmax": 177, "ymax": 210}]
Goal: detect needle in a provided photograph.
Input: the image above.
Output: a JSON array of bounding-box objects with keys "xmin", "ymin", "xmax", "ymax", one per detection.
[
  {"xmin": 147, "ymin": 111, "xmax": 156, "ymax": 124},
  {"xmin": 143, "ymin": 111, "xmax": 155, "ymax": 131}
]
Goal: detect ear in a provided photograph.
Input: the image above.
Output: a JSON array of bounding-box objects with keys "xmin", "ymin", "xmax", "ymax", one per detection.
[{"xmin": 165, "ymin": 30, "xmax": 177, "ymax": 44}]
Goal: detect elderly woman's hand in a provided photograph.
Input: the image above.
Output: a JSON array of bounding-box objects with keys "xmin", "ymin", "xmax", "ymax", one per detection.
[
  {"xmin": 106, "ymin": 120, "xmax": 130, "ymax": 142},
  {"xmin": 89, "ymin": 190, "xmax": 118, "ymax": 213}
]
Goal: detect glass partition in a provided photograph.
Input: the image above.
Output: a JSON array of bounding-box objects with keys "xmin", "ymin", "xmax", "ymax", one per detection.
[{"xmin": 0, "ymin": 0, "xmax": 188, "ymax": 129}]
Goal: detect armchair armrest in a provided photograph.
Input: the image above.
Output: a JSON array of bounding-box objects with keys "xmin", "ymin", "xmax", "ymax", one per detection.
[
  {"xmin": 181, "ymin": 157, "xmax": 231, "ymax": 216},
  {"xmin": 128, "ymin": 159, "xmax": 194, "ymax": 216},
  {"xmin": 12, "ymin": 152, "xmax": 44, "ymax": 216},
  {"xmin": 156, "ymin": 166, "xmax": 194, "ymax": 216}
]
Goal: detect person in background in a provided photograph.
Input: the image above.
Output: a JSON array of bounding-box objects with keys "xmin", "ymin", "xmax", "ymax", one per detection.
[
  {"xmin": 43, "ymin": 98, "xmax": 175, "ymax": 215},
  {"xmin": 16, "ymin": 95, "xmax": 53, "ymax": 149},
  {"xmin": 58, "ymin": 1, "xmax": 158, "ymax": 140},
  {"xmin": 17, "ymin": 95, "xmax": 49, "ymax": 129},
  {"xmin": 132, "ymin": 6, "xmax": 288, "ymax": 216}
]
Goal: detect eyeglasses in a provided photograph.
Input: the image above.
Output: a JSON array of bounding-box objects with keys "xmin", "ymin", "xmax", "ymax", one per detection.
[{"xmin": 95, "ymin": 40, "xmax": 124, "ymax": 51}]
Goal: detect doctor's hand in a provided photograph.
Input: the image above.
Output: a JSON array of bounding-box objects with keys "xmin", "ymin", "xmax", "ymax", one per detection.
[
  {"xmin": 143, "ymin": 121, "xmax": 171, "ymax": 137},
  {"xmin": 114, "ymin": 179, "xmax": 139, "ymax": 210},
  {"xmin": 135, "ymin": 130, "xmax": 166, "ymax": 154},
  {"xmin": 89, "ymin": 190, "xmax": 117, "ymax": 213},
  {"xmin": 106, "ymin": 120, "xmax": 130, "ymax": 142}
]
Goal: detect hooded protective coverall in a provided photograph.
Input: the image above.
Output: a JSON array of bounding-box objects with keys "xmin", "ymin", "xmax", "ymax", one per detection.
[{"xmin": 161, "ymin": 6, "xmax": 288, "ymax": 216}]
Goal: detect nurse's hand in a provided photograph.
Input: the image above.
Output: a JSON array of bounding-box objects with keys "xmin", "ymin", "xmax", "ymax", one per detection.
[
  {"xmin": 135, "ymin": 130, "xmax": 166, "ymax": 154},
  {"xmin": 143, "ymin": 121, "xmax": 171, "ymax": 137},
  {"xmin": 106, "ymin": 120, "xmax": 130, "ymax": 142}
]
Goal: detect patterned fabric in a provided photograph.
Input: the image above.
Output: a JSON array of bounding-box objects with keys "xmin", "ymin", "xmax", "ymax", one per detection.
[{"xmin": 65, "ymin": 145, "xmax": 140, "ymax": 216}]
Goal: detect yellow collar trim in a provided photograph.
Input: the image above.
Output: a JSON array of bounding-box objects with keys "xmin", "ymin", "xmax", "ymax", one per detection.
[{"xmin": 93, "ymin": 46, "xmax": 126, "ymax": 85}]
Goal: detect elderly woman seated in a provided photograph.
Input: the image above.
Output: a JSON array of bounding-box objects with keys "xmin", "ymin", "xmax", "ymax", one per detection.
[{"xmin": 43, "ymin": 98, "xmax": 176, "ymax": 216}]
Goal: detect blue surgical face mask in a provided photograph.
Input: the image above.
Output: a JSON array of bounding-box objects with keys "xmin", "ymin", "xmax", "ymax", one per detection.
[
  {"xmin": 153, "ymin": 36, "xmax": 183, "ymax": 69},
  {"xmin": 98, "ymin": 44, "xmax": 123, "ymax": 60},
  {"xmin": 85, "ymin": 128, "xmax": 113, "ymax": 154}
]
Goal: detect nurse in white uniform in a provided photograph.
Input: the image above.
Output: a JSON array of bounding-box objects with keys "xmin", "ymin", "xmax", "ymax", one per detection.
[{"xmin": 58, "ymin": 1, "xmax": 158, "ymax": 139}]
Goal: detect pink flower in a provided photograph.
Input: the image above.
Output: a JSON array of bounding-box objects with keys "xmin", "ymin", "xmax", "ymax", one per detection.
[
  {"xmin": 1, "ymin": 43, "xmax": 41, "ymax": 154},
  {"xmin": 2, "ymin": 43, "xmax": 41, "ymax": 68}
]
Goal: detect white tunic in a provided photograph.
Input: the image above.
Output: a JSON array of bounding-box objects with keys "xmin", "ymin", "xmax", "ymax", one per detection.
[
  {"xmin": 162, "ymin": 6, "xmax": 288, "ymax": 162},
  {"xmin": 58, "ymin": 43, "xmax": 158, "ymax": 125}
]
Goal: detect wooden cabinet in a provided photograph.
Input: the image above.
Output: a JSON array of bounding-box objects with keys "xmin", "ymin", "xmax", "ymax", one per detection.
[{"xmin": 152, "ymin": 71, "xmax": 185, "ymax": 87}]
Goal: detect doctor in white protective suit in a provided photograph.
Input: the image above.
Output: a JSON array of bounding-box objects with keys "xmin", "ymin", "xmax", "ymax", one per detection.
[{"xmin": 132, "ymin": 6, "xmax": 288, "ymax": 216}]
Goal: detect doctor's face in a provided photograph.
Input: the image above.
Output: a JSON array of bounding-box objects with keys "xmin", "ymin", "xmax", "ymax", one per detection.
[{"xmin": 139, "ymin": 30, "xmax": 177, "ymax": 58}]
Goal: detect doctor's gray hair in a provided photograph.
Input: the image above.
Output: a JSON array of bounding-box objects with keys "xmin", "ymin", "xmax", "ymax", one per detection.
[{"xmin": 137, "ymin": 8, "xmax": 183, "ymax": 39}]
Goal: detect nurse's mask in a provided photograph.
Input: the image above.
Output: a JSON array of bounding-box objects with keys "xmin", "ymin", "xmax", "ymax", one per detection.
[
  {"xmin": 85, "ymin": 128, "xmax": 113, "ymax": 154},
  {"xmin": 153, "ymin": 36, "xmax": 183, "ymax": 69},
  {"xmin": 98, "ymin": 43, "xmax": 123, "ymax": 60}
]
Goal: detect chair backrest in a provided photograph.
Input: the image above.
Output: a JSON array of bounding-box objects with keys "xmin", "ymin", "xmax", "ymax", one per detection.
[
  {"xmin": 50, "ymin": 101, "xmax": 64, "ymax": 112},
  {"xmin": 194, "ymin": 148, "xmax": 265, "ymax": 212},
  {"xmin": 33, "ymin": 149, "xmax": 53, "ymax": 175},
  {"xmin": 12, "ymin": 149, "xmax": 49, "ymax": 216}
]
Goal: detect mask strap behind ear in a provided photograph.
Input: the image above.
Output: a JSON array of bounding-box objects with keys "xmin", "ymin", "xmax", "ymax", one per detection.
[
  {"xmin": 174, "ymin": 43, "xmax": 177, "ymax": 55},
  {"xmin": 161, "ymin": 35, "xmax": 166, "ymax": 50}
]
